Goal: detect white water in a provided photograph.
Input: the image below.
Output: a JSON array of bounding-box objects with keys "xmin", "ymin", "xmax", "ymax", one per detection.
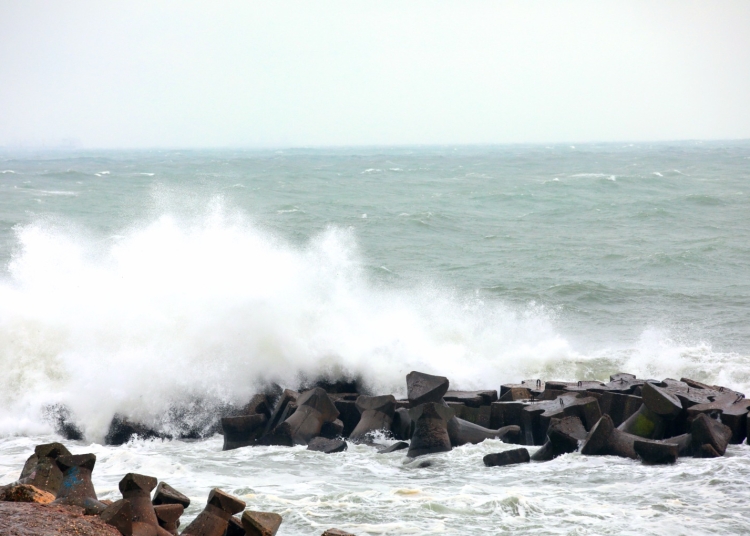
[{"xmin": 0, "ymin": 206, "xmax": 747, "ymax": 441}]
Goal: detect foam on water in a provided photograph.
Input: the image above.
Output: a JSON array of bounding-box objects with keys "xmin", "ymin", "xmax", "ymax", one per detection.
[{"xmin": 0, "ymin": 202, "xmax": 746, "ymax": 441}]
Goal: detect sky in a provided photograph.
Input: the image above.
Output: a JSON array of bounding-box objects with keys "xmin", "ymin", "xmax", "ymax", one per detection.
[{"xmin": 1, "ymin": 1, "xmax": 749, "ymax": 148}]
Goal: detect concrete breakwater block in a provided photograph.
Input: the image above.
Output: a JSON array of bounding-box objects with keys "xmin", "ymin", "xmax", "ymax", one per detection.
[{"xmin": 483, "ymin": 448, "xmax": 531, "ymax": 467}]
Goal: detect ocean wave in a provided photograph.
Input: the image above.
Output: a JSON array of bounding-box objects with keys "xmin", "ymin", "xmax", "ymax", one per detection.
[{"xmin": 0, "ymin": 204, "xmax": 745, "ymax": 439}]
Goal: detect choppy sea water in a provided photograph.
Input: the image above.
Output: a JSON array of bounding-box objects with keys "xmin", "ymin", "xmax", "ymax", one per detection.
[{"xmin": 1, "ymin": 142, "xmax": 749, "ymax": 534}]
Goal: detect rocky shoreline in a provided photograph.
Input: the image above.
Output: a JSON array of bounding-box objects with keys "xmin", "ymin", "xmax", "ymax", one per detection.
[{"xmin": 1, "ymin": 370, "xmax": 748, "ymax": 535}]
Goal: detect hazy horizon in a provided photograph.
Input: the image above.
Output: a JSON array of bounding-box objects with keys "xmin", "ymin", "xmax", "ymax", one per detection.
[{"xmin": 2, "ymin": 1, "xmax": 749, "ymax": 148}]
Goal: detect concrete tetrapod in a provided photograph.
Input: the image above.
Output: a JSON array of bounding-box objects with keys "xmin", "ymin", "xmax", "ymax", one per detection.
[
  {"xmin": 221, "ymin": 414, "xmax": 268, "ymax": 451},
  {"xmin": 119, "ymin": 473, "xmax": 172, "ymax": 536},
  {"xmin": 531, "ymin": 415, "xmax": 587, "ymax": 461},
  {"xmin": 241, "ymin": 510, "xmax": 283, "ymax": 536},
  {"xmin": 100, "ymin": 499, "xmax": 134, "ymax": 536},
  {"xmin": 152, "ymin": 482, "xmax": 191, "ymax": 509},
  {"xmin": 641, "ymin": 381, "xmax": 683, "ymax": 419},
  {"xmin": 580, "ymin": 415, "xmax": 638, "ymax": 459},
  {"xmin": 634, "ymin": 439, "xmax": 679, "ymax": 464},
  {"xmin": 691, "ymin": 413, "xmax": 732, "ymax": 456},
  {"xmin": 272, "ymin": 388, "xmax": 340, "ymax": 445},
  {"xmin": 483, "ymin": 448, "xmax": 531, "ymax": 467},
  {"xmin": 349, "ymin": 395, "xmax": 396, "ymax": 441},
  {"xmin": 180, "ymin": 488, "xmax": 246, "ymax": 536},
  {"xmin": 17, "ymin": 442, "xmax": 71, "ymax": 496},
  {"xmin": 618, "ymin": 404, "xmax": 666, "ymax": 439},
  {"xmin": 52, "ymin": 454, "xmax": 105, "ymax": 509},
  {"xmin": 391, "ymin": 408, "xmax": 414, "ymax": 441},
  {"xmin": 406, "ymin": 371, "xmax": 450, "ymax": 406},
  {"xmin": 307, "ymin": 437, "xmax": 347, "ymax": 453},
  {"xmin": 447, "ymin": 416, "xmax": 519, "ymax": 446},
  {"xmin": 153, "ymin": 503, "xmax": 183, "ymax": 536},
  {"xmin": 407, "ymin": 402, "xmax": 455, "ymax": 458}
]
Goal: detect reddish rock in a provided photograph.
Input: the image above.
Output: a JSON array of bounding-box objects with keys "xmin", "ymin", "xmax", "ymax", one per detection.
[
  {"xmin": 0, "ymin": 502, "xmax": 121, "ymax": 536},
  {"xmin": 0, "ymin": 484, "xmax": 55, "ymax": 504}
]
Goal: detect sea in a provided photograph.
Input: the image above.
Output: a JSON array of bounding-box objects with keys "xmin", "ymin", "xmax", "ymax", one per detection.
[{"xmin": 0, "ymin": 142, "xmax": 749, "ymax": 534}]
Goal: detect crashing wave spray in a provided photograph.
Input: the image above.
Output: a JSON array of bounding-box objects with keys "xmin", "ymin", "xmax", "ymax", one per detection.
[{"xmin": 0, "ymin": 202, "xmax": 743, "ymax": 440}]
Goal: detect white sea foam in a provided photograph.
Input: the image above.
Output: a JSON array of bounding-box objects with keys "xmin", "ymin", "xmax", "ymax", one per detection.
[{"xmin": 0, "ymin": 204, "xmax": 745, "ymax": 439}]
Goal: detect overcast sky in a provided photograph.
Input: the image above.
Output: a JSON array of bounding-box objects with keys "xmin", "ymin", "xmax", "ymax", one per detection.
[{"xmin": 1, "ymin": 1, "xmax": 749, "ymax": 148}]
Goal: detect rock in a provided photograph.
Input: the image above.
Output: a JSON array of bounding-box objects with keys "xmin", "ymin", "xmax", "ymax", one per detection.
[
  {"xmin": 490, "ymin": 401, "xmax": 530, "ymax": 433},
  {"xmin": 446, "ymin": 416, "xmax": 518, "ymax": 446},
  {"xmin": 618, "ymin": 404, "xmax": 666, "ymax": 439},
  {"xmin": 119, "ymin": 473, "xmax": 167, "ymax": 536},
  {"xmin": 100, "ymin": 499, "xmax": 134, "ymax": 535},
  {"xmin": 483, "ymin": 448, "xmax": 531, "ymax": 467},
  {"xmin": 664, "ymin": 433, "xmax": 694, "ymax": 456},
  {"xmin": 691, "ymin": 413, "xmax": 732, "ymax": 456},
  {"xmin": 444, "ymin": 390, "xmax": 498, "ymax": 408},
  {"xmin": 152, "ymin": 482, "xmax": 191, "ymax": 508},
  {"xmin": 0, "ymin": 483, "xmax": 55, "ymax": 504},
  {"xmin": 350, "ymin": 395, "xmax": 396, "ymax": 441},
  {"xmin": 180, "ymin": 488, "xmax": 246, "ymax": 536},
  {"xmin": 391, "ymin": 408, "xmax": 414, "ymax": 441},
  {"xmin": 406, "ymin": 371, "xmax": 449, "ymax": 406},
  {"xmin": 321, "ymin": 529, "xmax": 356, "ymax": 536},
  {"xmin": 320, "ymin": 419, "xmax": 345, "ymax": 439},
  {"xmin": 241, "ymin": 510, "xmax": 283, "ymax": 536},
  {"xmin": 52, "ymin": 454, "xmax": 103, "ymax": 509},
  {"xmin": 599, "ymin": 392, "xmax": 643, "ymax": 427},
  {"xmin": 580, "ymin": 415, "xmax": 638, "ymax": 459},
  {"xmin": 498, "ymin": 387, "xmax": 532, "ymax": 401},
  {"xmin": 105, "ymin": 415, "xmax": 170, "ymax": 446},
  {"xmin": 221, "ymin": 414, "xmax": 268, "ymax": 451},
  {"xmin": 239, "ymin": 394, "xmax": 273, "ymax": 418},
  {"xmin": 378, "ymin": 441, "xmax": 409, "ymax": 454},
  {"xmin": 225, "ymin": 516, "xmax": 245, "ymax": 536},
  {"xmin": 17, "ymin": 442, "xmax": 71, "ymax": 496},
  {"xmin": 634, "ymin": 439, "xmax": 679, "ymax": 464},
  {"xmin": 0, "ymin": 501, "xmax": 121, "ymax": 536},
  {"xmin": 500, "ymin": 380, "xmax": 544, "ymax": 399},
  {"xmin": 307, "ymin": 437, "xmax": 348, "ymax": 453},
  {"xmin": 531, "ymin": 416, "xmax": 586, "ymax": 461},
  {"xmin": 154, "ymin": 503, "xmax": 183, "ymax": 535},
  {"xmin": 642, "ymin": 381, "xmax": 683, "ymax": 418},
  {"xmin": 447, "ymin": 403, "xmax": 492, "ymax": 428},
  {"xmin": 406, "ymin": 402, "xmax": 455, "ymax": 458},
  {"xmin": 42, "ymin": 404, "xmax": 85, "ymax": 441}
]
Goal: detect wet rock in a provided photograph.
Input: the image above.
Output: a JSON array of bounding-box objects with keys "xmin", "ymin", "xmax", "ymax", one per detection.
[
  {"xmin": 618, "ymin": 404, "xmax": 665, "ymax": 439},
  {"xmin": 446, "ymin": 416, "xmax": 518, "ymax": 446},
  {"xmin": 407, "ymin": 402, "xmax": 455, "ymax": 458},
  {"xmin": 378, "ymin": 441, "xmax": 409, "ymax": 454},
  {"xmin": 531, "ymin": 416, "xmax": 587, "ymax": 461},
  {"xmin": 391, "ymin": 408, "xmax": 415, "ymax": 441},
  {"xmin": 547, "ymin": 380, "xmax": 607, "ymax": 394},
  {"xmin": 43, "ymin": 405, "xmax": 85, "ymax": 441},
  {"xmin": 500, "ymin": 380, "xmax": 544, "ymax": 399},
  {"xmin": 239, "ymin": 394, "xmax": 273, "ymax": 419},
  {"xmin": 0, "ymin": 502, "xmax": 119, "ymax": 536},
  {"xmin": 599, "ymin": 392, "xmax": 643, "ymax": 427},
  {"xmin": 483, "ymin": 448, "xmax": 530, "ymax": 467},
  {"xmin": 181, "ymin": 488, "xmax": 246, "ymax": 536},
  {"xmin": 101, "ymin": 499, "xmax": 134, "ymax": 535},
  {"xmin": 307, "ymin": 437, "xmax": 348, "ymax": 453},
  {"xmin": 152, "ymin": 482, "xmax": 191, "ymax": 509},
  {"xmin": 691, "ymin": 413, "xmax": 732, "ymax": 456},
  {"xmin": 320, "ymin": 419, "xmax": 345, "ymax": 439},
  {"xmin": 0, "ymin": 483, "xmax": 55, "ymax": 504},
  {"xmin": 105, "ymin": 415, "xmax": 170, "ymax": 446},
  {"xmin": 642, "ymin": 381, "xmax": 683, "ymax": 418},
  {"xmin": 490, "ymin": 401, "xmax": 530, "ymax": 433},
  {"xmin": 17, "ymin": 442, "xmax": 71, "ymax": 496},
  {"xmin": 499, "ymin": 387, "xmax": 532, "ymax": 401},
  {"xmin": 52, "ymin": 454, "xmax": 103, "ymax": 509},
  {"xmin": 154, "ymin": 503, "xmax": 183, "ymax": 535},
  {"xmin": 225, "ymin": 516, "xmax": 245, "ymax": 536},
  {"xmin": 586, "ymin": 373, "xmax": 648, "ymax": 395},
  {"xmin": 664, "ymin": 433, "xmax": 694, "ymax": 456},
  {"xmin": 221, "ymin": 414, "xmax": 268, "ymax": 451},
  {"xmin": 444, "ymin": 390, "xmax": 498, "ymax": 408},
  {"xmin": 304, "ymin": 377, "xmax": 361, "ymax": 394},
  {"xmin": 350, "ymin": 395, "xmax": 396, "ymax": 441},
  {"xmin": 241, "ymin": 510, "xmax": 283, "ymax": 536},
  {"xmin": 634, "ymin": 439, "xmax": 679, "ymax": 464},
  {"xmin": 580, "ymin": 415, "xmax": 637, "ymax": 459},
  {"xmin": 406, "ymin": 371, "xmax": 449, "ymax": 406},
  {"xmin": 321, "ymin": 529, "xmax": 356, "ymax": 536}
]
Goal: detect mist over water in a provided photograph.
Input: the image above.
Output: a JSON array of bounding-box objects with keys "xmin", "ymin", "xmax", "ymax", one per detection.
[{"xmin": 1, "ymin": 144, "xmax": 749, "ymax": 534}]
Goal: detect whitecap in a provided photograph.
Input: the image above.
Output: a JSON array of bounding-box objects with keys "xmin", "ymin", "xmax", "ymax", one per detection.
[{"xmin": 1, "ymin": 170, "xmax": 15, "ymax": 174}]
